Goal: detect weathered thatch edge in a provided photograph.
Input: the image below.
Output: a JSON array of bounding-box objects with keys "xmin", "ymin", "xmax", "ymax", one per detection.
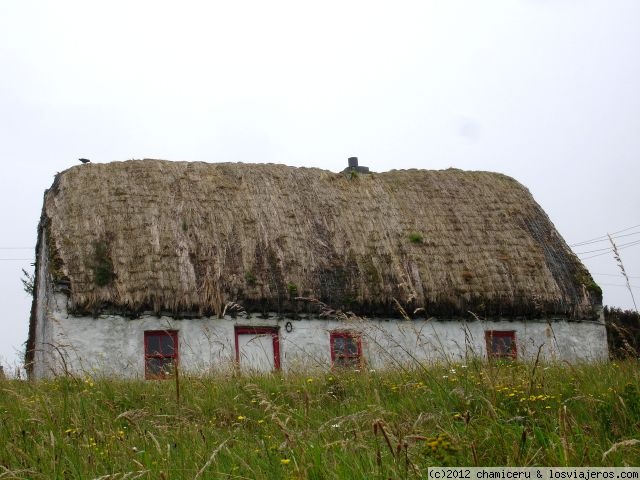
[{"xmin": 31, "ymin": 160, "xmax": 602, "ymax": 327}]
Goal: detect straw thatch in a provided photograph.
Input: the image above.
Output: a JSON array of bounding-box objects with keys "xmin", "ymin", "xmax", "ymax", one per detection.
[{"xmin": 34, "ymin": 159, "xmax": 601, "ymax": 319}]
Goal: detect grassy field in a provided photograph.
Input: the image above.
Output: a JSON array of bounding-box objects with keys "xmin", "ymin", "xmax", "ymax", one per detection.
[{"xmin": 1, "ymin": 361, "xmax": 639, "ymax": 479}]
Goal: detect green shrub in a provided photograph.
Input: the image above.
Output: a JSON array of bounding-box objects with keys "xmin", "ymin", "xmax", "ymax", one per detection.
[
  {"xmin": 408, "ymin": 232, "xmax": 423, "ymax": 244},
  {"xmin": 287, "ymin": 282, "xmax": 298, "ymax": 300},
  {"xmin": 92, "ymin": 240, "xmax": 115, "ymax": 286},
  {"xmin": 245, "ymin": 271, "xmax": 257, "ymax": 286}
]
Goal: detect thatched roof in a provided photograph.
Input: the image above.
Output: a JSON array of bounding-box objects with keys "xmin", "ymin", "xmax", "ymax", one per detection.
[{"xmin": 34, "ymin": 159, "xmax": 601, "ymax": 319}]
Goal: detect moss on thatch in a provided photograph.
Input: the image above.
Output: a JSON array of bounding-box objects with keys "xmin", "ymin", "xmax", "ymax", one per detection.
[{"xmin": 35, "ymin": 159, "xmax": 600, "ymax": 318}]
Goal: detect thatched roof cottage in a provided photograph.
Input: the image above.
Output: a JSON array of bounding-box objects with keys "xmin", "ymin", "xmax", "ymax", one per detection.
[{"xmin": 26, "ymin": 159, "xmax": 606, "ymax": 378}]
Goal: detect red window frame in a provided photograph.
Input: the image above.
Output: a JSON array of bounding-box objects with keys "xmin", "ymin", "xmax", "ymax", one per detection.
[
  {"xmin": 144, "ymin": 330, "xmax": 179, "ymax": 379},
  {"xmin": 330, "ymin": 331, "xmax": 362, "ymax": 368},
  {"xmin": 234, "ymin": 326, "xmax": 281, "ymax": 370},
  {"xmin": 485, "ymin": 330, "xmax": 517, "ymax": 360}
]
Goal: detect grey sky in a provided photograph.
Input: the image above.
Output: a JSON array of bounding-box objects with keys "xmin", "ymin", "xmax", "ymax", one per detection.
[{"xmin": 1, "ymin": 0, "xmax": 638, "ymax": 369}]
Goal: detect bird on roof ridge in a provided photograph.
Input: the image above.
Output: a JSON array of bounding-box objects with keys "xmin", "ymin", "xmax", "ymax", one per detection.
[{"xmin": 79, "ymin": 158, "xmax": 90, "ymax": 164}]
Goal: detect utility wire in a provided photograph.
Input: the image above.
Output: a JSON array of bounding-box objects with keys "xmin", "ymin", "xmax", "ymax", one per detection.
[
  {"xmin": 598, "ymin": 283, "xmax": 640, "ymax": 289},
  {"xmin": 574, "ymin": 239, "xmax": 640, "ymax": 256},
  {"xmin": 569, "ymin": 223, "xmax": 640, "ymax": 247},
  {"xmin": 569, "ymin": 230, "xmax": 640, "ymax": 248},
  {"xmin": 593, "ymin": 272, "xmax": 640, "ymax": 279},
  {"xmin": 579, "ymin": 240, "xmax": 640, "ymax": 260}
]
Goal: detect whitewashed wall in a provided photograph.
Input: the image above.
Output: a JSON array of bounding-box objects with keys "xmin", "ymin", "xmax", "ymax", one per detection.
[
  {"xmin": 31, "ymin": 231, "xmax": 56, "ymax": 379},
  {"xmin": 31, "ymin": 290, "xmax": 608, "ymax": 378}
]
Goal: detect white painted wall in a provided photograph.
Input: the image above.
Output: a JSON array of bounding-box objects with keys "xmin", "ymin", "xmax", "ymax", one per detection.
[
  {"xmin": 31, "ymin": 289, "xmax": 609, "ymax": 378},
  {"xmin": 31, "ymin": 231, "xmax": 55, "ymax": 379}
]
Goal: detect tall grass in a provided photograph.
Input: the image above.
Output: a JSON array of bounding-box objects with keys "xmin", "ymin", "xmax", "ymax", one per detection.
[
  {"xmin": 608, "ymin": 234, "xmax": 638, "ymax": 313},
  {"xmin": 1, "ymin": 361, "xmax": 639, "ymax": 479}
]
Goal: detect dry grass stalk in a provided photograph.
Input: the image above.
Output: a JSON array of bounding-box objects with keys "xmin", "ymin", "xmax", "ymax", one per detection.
[
  {"xmin": 601, "ymin": 439, "xmax": 640, "ymax": 460},
  {"xmin": 244, "ymin": 384, "xmax": 295, "ymax": 446},
  {"xmin": 373, "ymin": 419, "xmax": 397, "ymax": 459},
  {"xmin": 558, "ymin": 405, "xmax": 573, "ymax": 465},
  {"xmin": 194, "ymin": 438, "xmax": 230, "ymax": 480},
  {"xmin": 608, "ymin": 234, "xmax": 638, "ymax": 313},
  {"xmin": 0, "ymin": 466, "xmax": 38, "ymax": 479},
  {"xmin": 91, "ymin": 471, "xmax": 149, "ymax": 480}
]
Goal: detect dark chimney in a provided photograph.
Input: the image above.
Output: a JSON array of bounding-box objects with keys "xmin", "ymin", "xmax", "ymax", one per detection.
[{"xmin": 343, "ymin": 156, "xmax": 371, "ymax": 174}]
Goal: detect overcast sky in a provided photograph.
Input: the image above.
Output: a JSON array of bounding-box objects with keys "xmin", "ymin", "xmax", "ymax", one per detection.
[{"xmin": 1, "ymin": 0, "xmax": 638, "ymax": 370}]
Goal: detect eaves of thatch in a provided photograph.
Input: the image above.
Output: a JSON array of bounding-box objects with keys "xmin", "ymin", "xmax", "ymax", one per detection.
[{"xmin": 34, "ymin": 159, "xmax": 601, "ymax": 320}]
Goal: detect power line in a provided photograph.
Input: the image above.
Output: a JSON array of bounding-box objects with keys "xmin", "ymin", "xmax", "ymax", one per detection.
[
  {"xmin": 580, "ymin": 240, "xmax": 640, "ymax": 260},
  {"xmin": 569, "ymin": 230, "xmax": 640, "ymax": 248},
  {"xmin": 0, "ymin": 258, "xmax": 34, "ymax": 261},
  {"xmin": 574, "ymin": 239, "xmax": 640, "ymax": 256},
  {"xmin": 0, "ymin": 247, "xmax": 33, "ymax": 250},
  {"xmin": 597, "ymin": 283, "xmax": 639, "ymax": 289},
  {"xmin": 569, "ymin": 223, "xmax": 640, "ymax": 247},
  {"xmin": 593, "ymin": 272, "xmax": 640, "ymax": 279}
]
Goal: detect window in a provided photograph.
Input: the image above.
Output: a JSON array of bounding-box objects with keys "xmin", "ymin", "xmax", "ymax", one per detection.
[
  {"xmin": 485, "ymin": 330, "xmax": 517, "ymax": 359},
  {"xmin": 330, "ymin": 331, "xmax": 362, "ymax": 368},
  {"xmin": 144, "ymin": 330, "xmax": 178, "ymax": 379}
]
